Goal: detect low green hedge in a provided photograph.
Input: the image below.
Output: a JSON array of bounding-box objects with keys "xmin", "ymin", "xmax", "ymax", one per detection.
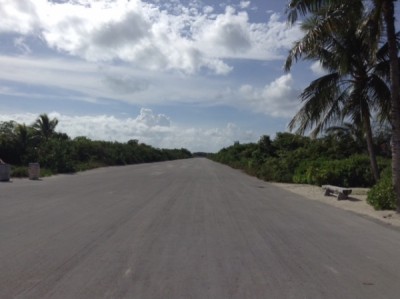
[
  {"xmin": 293, "ymin": 155, "xmax": 389, "ymax": 187},
  {"xmin": 11, "ymin": 166, "xmax": 28, "ymax": 178},
  {"xmin": 367, "ymin": 168, "xmax": 396, "ymax": 210}
]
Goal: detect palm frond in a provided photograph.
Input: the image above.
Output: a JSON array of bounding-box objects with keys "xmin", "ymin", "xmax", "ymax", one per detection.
[
  {"xmin": 367, "ymin": 74, "xmax": 391, "ymax": 121},
  {"xmin": 288, "ymin": 72, "xmax": 344, "ymax": 136},
  {"xmin": 286, "ymin": 0, "xmax": 362, "ymax": 24},
  {"xmin": 285, "ymin": 13, "xmax": 342, "ymax": 71}
]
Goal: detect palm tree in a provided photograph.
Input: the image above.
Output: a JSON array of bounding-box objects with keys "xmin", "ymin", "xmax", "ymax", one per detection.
[
  {"xmin": 12, "ymin": 124, "xmax": 34, "ymax": 164},
  {"xmin": 14, "ymin": 124, "xmax": 31, "ymax": 147},
  {"xmin": 286, "ymin": 0, "xmax": 400, "ymax": 212},
  {"xmin": 0, "ymin": 121, "xmax": 35, "ymax": 164},
  {"xmin": 285, "ymin": 5, "xmax": 391, "ymax": 182},
  {"xmin": 32, "ymin": 114, "xmax": 59, "ymax": 141},
  {"xmin": 325, "ymin": 122, "xmax": 365, "ymax": 146}
]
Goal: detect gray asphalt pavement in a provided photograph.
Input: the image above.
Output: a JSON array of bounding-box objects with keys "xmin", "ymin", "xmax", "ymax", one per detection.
[{"xmin": 1, "ymin": 158, "xmax": 400, "ymax": 298}]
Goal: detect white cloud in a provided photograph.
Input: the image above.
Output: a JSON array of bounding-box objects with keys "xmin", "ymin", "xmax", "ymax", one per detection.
[
  {"xmin": 0, "ymin": 0, "xmax": 39, "ymax": 34},
  {"xmin": 194, "ymin": 9, "xmax": 302, "ymax": 60},
  {"xmin": 135, "ymin": 108, "xmax": 170, "ymax": 127},
  {"xmin": 203, "ymin": 5, "xmax": 214, "ymax": 14},
  {"xmin": 0, "ymin": 0, "xmax": 302, "ymax": 74},
  {"xmin": 195, "ymin": 7, "xmax": 252, "ymax": 54},
  {"xmin": 13, "ymin": 37, "xmax": 32, "ymax": 54},
  {"xmin": 0, "ymin": 108, "xmax": 256, "ymax": 152},
  {"xmin": 240, "ymin": 1, "xmax": 251, "ymax": 9},
  {"xmin": 0, "ymin": 54, "xmax": 304, "ymax": 120},
  {"xmin": 310, "ymin": 61, "xmax": 327, "ymax": 76},
  {"xmin": 0, "ymin": 55, "xmax": 230, "ymax": 105},
  {"xmin": 239, "ymin": 74, "xmax": 301, "ymax": 117}
]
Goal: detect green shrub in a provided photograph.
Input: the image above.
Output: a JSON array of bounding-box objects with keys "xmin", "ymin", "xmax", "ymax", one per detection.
[
  {"xmin": 293, "ymin": 155, "xmax": 382, "ymax": 187},
  {"xmin": 74, "ymin": 161, "xmax": 107, "ymax": 172},
  {"xmin": 37, "ymin": 168, "xmax": 54, "ymax": 177},
  {"xmin": 11, "ymin": 166, "xmax": 28, "ymax": 178},
  {"xmin": 10, "ymin": 166, "xmax": 55, "ymax": 178},
  {"xmin": 256, "ymin": 159, "xmax": 275, "ymax": 181},
  {"xmin": 367, "ymin": 169, "xmax": 396, "ymax": 210},
  {"xmin": 257, "ymin": 157, "xmax": 294, "ymax": 182}
]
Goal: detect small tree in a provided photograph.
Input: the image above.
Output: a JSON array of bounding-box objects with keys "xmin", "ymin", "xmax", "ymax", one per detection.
[{"xmin": 32, "ymin": 114, "xmax": 59, "ymax": 141}]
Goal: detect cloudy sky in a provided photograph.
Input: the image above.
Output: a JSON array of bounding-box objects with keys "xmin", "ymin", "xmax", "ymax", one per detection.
[{"xmin": 0, "ymin": 0, "xmax": 328, "ymax": 152}]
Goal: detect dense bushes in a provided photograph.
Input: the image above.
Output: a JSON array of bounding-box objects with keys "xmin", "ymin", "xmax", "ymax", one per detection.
[
  {"xmin": 367, "ymin": 168, "xmax": 396, "ymax": 210},
  {"xmin": 211, "ymin": 132, "xmax": 390, "ymax": 188},
  {"xmin": 293, "ymin": 156, "xmax": 390, "ymax": 187}
]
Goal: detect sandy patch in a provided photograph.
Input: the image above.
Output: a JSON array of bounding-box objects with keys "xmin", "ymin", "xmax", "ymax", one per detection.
[{"xmin": 270, "ymin": 182, "xmax": 400, "ymax": 228}]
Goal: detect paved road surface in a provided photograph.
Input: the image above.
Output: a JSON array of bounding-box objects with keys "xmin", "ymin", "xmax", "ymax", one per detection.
[{"xmin": 1, "ymin": 158, "xmax": 400, "ymax": 298}]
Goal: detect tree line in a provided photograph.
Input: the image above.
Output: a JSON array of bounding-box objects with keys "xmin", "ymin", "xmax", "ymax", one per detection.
[
  {"xmin": 284, "ymin": 0, "xmax": 400, "ymax": 212},
  {"xmin": 0, "ymin": 114, "xmax": 192, "ymax": 176},
  {"xmin": 211, "ymin": 129, "xmax": 395, "ymax": 210}
]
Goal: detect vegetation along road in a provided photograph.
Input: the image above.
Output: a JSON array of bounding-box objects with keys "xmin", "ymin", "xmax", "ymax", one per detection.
[{"xmin": 1, "ymin": 158, "xmax": 400, "ymax": 298}]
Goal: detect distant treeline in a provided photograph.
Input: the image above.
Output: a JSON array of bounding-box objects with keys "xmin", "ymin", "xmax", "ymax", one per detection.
[
  {"xmin": 210, "ymin": 132, "xmax": 391, "ymax": 188},
  {"xmin": 0, "ymin": 114, "xmax": 192, "ymax": 177}
]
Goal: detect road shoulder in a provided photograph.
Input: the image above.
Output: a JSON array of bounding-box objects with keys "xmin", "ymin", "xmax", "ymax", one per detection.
[{"xmin": 270, "ymin": 182, "xmax": 400, "ymax": 228}]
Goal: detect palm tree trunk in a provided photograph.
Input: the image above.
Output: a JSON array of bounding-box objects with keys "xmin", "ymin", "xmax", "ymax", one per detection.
[
  {"xmin": 362, "ymin": 105, "xmax": 380, "ymax": 183},
  {"xmin": 382, "ymin": 0, "xmax": 400, "ymax": 213}
]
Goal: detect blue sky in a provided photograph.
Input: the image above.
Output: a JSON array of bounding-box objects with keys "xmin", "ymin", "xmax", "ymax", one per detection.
[{"xmin": 0, "ymin": 0, "xmax": 348, "ymax": 152}]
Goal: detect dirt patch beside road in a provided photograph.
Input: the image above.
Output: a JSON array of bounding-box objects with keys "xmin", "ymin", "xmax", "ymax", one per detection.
[{"xmin": 270, "ymin": 182, "xmax": 400, "ymax": 228}]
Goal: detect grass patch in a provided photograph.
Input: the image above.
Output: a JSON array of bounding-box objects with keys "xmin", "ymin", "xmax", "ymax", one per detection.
[
  {"xmin": 11, "ymin": 166, "xmax": 28, "ymax": 178},
  {"xmin": 74, "ymin": 161, "xmax": 108, "ymax": 172}
]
